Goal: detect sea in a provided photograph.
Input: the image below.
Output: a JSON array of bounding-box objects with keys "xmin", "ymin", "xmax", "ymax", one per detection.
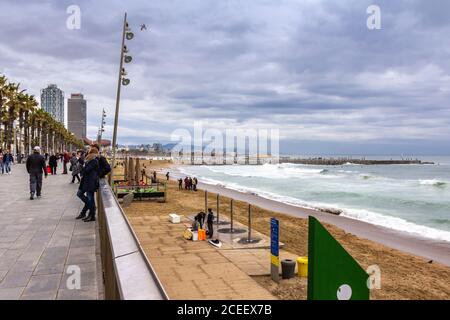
[{"xmin": 177, "ymin": 156, "xmax": 450, "ymax": 242}]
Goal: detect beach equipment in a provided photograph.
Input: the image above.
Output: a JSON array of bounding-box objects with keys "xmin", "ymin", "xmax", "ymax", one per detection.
[
  {"xmin": 307, "ymin": 216, "xmax": 369, "ymax": 300},
  {"xmin": 183, "ymin": 229, "xmax": 193, "ymax": 240},
  {"xmin": 297, "ymin": 257, "xmax": 308, "ymax": 278},
  {"xmin": 169, "ymin": 213, "xmax": 181, "ymax": 224},
  {"xmin": 281, "ymin": 259, "xmax": 296, "ymax": 279},
  {"xmin": 208, "ymin": 239, "xmax": 222, "ymax": 248},
  {"xmin": 198, "ymin": 229, "xmax": 206, "ymax": 241}
]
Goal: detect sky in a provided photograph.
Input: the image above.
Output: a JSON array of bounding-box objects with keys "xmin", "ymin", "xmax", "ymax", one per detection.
[{"xmin": 1, "ymin": 0, "xmax": 450, "ymax": 155}]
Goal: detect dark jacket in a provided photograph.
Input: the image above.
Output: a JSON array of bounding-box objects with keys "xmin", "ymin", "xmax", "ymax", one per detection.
[
  {"xmin": 79, "ymin": 156, "xmax": 99, "ymax": 192},
  {"xmin": 4, "ymin": 153, "xmax": 13, "ymax": 163},
  {"xmin": 26, "ymin": 153, "xmax": 47, "ymax": 175},
  {"xmin": 49, "ymin": 155, "xmax": 58, "ymax": 167}
]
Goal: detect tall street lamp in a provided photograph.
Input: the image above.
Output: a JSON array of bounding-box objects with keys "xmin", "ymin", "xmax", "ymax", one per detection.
[
  {"xmin": 109, "ymin": 12, "xmax": 134, "ymax": 185},
  {"xmin": 97, "ymin": 108, "xmax": 106, "ymax": 145}
]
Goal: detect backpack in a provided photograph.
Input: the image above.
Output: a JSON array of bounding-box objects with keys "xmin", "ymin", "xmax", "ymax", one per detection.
[{"xmin": 98, "ymin": 156, "xmax": 111, "ymax": 179}]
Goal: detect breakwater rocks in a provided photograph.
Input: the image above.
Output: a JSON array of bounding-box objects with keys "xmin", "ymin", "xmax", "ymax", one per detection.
[{"xmin": 280, "ymin": 158, "xmax": 434, "ymax": 165}]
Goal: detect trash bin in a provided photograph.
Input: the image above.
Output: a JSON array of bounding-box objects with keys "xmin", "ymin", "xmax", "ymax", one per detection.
[
  {"xmin": 297, "ymin": 257, "xmax": 308, "ymax": 277},
  {"xmin": 281, "ymin": 259, "xmax": 296, "ymax": 279}
]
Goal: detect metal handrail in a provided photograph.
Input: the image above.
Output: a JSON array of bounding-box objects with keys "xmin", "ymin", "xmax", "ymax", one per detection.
[{"xmin": 97, "ymin": 178, "xmax": 168, "ymax": 300}]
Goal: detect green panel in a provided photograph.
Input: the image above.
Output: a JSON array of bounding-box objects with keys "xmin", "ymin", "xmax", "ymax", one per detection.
[{"xmin": 307, "ymin": 216, "xmax": 369, "ymax": 300}]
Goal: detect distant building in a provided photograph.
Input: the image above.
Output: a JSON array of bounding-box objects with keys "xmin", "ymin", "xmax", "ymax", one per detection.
[
  {"xmin": 67, "ymin": 93, "xmax": 87, "ymax": 139},
  {"xmin": 40, "ymin": 84, "xmax": 64, "ymax": 123}
]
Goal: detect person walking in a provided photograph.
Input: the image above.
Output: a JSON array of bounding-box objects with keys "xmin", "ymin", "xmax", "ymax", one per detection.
[
  {"xmin": 63, "ymin": 151, "xmax": 70, "ymax": 174},
  {"xmin": 166, "ymin": 171, "xmax": 170, "ymax": 181},
  {"xmin": 207, "ymin": 208, "xmax": 215, "ymax": 238},
  {"xmin": 0, "ymin": 150, "xmax": 3, "ymax": 174},
  {"xmin": 70, "ymin": 152, "xmax": 81, "ymax": 183},
  {"xmin": 76, "ymin": 147, "xmax": 99, "ymax": 222},
  {"xmin": 26, "ymin": 146, "xmax": 47, "ymax": 200},
  {"xmin": 3, "ymin": 150, "xmax": 13, "ymax": 175},
  {"xmin": 178, "ymin": 178, "xmax": 183, "ymax": 190},
  {"xmin": 49, "ymin": 154, "xmax": 58, "ymax": 175}
]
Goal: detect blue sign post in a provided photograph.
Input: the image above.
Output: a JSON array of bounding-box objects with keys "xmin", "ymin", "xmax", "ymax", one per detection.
[{"xmin": 270, "ymin": 218, "xmax": 280, "ymax": 283}]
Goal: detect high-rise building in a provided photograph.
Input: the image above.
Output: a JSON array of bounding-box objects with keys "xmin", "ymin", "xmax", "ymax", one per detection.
[
  {"xmin": 40, "ymin": 84, "xmax": 64, "ymax": 123},
  {"xmin": 67, "ymin": 93, "xmax": 87, "ymax": 139}
]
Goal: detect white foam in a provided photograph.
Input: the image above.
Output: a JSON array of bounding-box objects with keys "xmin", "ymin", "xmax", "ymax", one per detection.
[
  {"xmin": 340, "ymin": 207, "xmax": 450, "ymax": 242},
  {"xmin": 419, "ymin": 179, "xmax": 447, "ymax": 187}
]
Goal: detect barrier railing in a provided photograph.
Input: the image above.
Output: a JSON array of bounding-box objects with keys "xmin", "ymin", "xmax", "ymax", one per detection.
[{"xmin": 97, "ymin": 179, "xmax": 168, "ymax": 300}]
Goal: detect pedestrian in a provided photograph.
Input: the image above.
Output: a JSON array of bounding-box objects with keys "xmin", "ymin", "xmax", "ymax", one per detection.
[
  {"xmin": 141, "ymin": 168, "xmax": 146, "ymax": 181},
  {"xmin": 49, "ymin": 153, "xmax": 58, "ymax": 175},
  {"xmin": 26, "ymin": 146, "xmax": 47, "ymax": 200},
  {"xmin": 0, "ymin": 150, "xmax": 3, "ymax": 174},
  {"xmin": 153, "ymin": 171, "xmax": 157, "ymax": 182},
  {"xmin": 76, "ymin": 146, "xmax": 99, "ymax": 222},
  {"xmin": 188, "ymin": 177, "xmax": 193, "ymax": 190},
  {"xmin": 178, "ymin": 178, "xmax": 183, "ymax": 190},
  {"xmin": 207, "ymin": 208, "xmax": 215, "ymax": 238},
  {"xmin": 90, "ymin": 144, "xmax": 111, "ymax": 180},
  {"xmin": 166, "ymin": 171, "xmax": 170, "ymax": 181},
  {"xmin": 70, "ymin": 152, "xmax": 81, "ymax": 183},
  {"xmin": 3, "ymin": 150, "xmax": 14, "ymax": 175},
  {"xmin": 184, "ymin": 177, "xmax": 189, "ymax": 190},
  {"xmin": 195, "ymin": 211, "xmax": 206, "ymax": 229},
  {"xmin": 193, "ymin": 177, "xmax": 198, "ymax": 191},
  {"xmin": 63, "ymin": 151, "xmax": 70, "ymax": 174}
]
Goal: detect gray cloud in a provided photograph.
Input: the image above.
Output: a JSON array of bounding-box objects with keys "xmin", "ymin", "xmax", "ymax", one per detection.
[{"xmin": 1, "ymin": 0, "xmax": 450, "ymax": 154}]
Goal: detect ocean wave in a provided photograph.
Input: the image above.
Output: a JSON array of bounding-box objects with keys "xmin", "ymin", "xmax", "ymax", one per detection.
[
  {"xmin": 340, "ymin": 208, "xmax": 450, "ymax": 242},
  {"xmin": 419, "ymin": 179, "xmax": 447, "ymax": 187}
]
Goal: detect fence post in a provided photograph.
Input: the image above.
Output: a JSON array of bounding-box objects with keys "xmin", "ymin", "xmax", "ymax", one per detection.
[
  {"xmin": 230, "ymin": 199, "xmax": 234, "ymax": 232},
  {"xmin": 216, "ymin": 194, "xmax": 220, "ymax": 226},
  {"xmin": 248, "ymin": 204, "xmax": 251, "ymax": 242}
]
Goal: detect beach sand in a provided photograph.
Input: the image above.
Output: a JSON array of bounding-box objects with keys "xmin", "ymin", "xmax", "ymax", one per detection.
[{"xmin": 119, "ymin": 160, "xmax": 450, "ymax": 300}]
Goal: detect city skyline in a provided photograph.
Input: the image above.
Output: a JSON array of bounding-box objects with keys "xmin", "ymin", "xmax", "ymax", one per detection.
[{"xmin": 2, "ymin": 1, "xmax": 450, "ymax": 154}]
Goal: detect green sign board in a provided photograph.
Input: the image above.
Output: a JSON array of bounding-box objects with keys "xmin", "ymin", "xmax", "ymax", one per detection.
[{"xmin": 307, "ymin": 216, "xmax": 369, "ymax": 300}]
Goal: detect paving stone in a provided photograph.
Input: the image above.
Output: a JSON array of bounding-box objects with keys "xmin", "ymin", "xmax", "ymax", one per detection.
[{"xmin": 0, "ymin": 287, "xmax": 25, "ymax": 300}]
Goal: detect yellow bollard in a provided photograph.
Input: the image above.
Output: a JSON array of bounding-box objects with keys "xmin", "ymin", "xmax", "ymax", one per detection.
[{"xmin": 297, "ymin": 257, "xmax": 308, "ymax": 277}]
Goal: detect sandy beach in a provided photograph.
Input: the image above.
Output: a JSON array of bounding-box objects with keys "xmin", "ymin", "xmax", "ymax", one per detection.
[{"xmin": 120, "ymin": 160, "xmax": 450, "ymax": 299}]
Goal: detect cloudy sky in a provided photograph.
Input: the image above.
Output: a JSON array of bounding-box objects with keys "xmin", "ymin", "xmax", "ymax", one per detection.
[{"xmin": 1, "ymin": 0, "xmax": 450, "ymax": 155}]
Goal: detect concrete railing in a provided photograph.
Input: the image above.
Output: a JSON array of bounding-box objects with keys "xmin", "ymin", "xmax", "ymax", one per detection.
[{"xmin": 97, "ymin": 179, "xmax": 168, "ymax": 300}]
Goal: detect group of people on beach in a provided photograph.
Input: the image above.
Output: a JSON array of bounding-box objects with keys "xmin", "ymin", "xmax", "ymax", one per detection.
[
  {"xmin": 179, "ymin": 176, "xmax": 198, "ymax": 191},
  {"xmin": 191, "ymin": 208, "xmax": 215, "ymax": 238},
  {"xmin": 24, "ymin": 144, "xmax": 111, "ymax": 222}
]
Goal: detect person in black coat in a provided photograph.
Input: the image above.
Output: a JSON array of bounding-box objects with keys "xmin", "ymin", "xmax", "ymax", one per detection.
[
  {"xmin": 76, "ymin": 147, "xmax": 99, "ymax": 222},
  {"xmin": 49, "ymin": 154, "xmax": 58, "ymax": 175},
  {"xmin": 26, "ymin": 146, "xmax": 47, "ymax": 199}
]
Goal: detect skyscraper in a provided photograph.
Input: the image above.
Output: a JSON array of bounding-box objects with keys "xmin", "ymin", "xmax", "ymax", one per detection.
[
  {"xmin": 40, "ymin": 84, "xmax": 64, "ymax": 123},
  {"xmin": 67, "ymin": 93, "xmax": 87, "ymax": 139}
]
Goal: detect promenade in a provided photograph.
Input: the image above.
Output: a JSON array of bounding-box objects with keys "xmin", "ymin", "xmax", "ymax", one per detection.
[{"xmin": 0, "ymin": 164, "xmax": 103, "ymax": 300}]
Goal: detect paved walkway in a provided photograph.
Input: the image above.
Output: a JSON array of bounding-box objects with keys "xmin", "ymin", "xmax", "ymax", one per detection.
[
  {"xmin": 0, "ymin": 164, "xmax": 103, "ymax": 300},
  {"xmin": 124, "ymin": 212, "xmax": 277, "ymax": 300}
]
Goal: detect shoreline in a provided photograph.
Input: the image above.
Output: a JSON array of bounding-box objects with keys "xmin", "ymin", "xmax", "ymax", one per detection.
[{"xmin": 168, "ymin": 168, "xmax": 450, "ymax": 267}]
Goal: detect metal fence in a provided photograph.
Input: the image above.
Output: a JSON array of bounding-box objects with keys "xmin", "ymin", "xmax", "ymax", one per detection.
[{"xmin": 97, "ymin": 179, "xmax": 168, "ymax": 300}]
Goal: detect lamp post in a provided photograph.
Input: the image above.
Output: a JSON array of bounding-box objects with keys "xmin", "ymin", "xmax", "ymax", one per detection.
[
  {"xmin": 97, "ymin": 108, "xmax": 106, "ymax": 145},
  {"xmin": 109, "ymin": 12, "xmax": 134, "ymax": 185}
]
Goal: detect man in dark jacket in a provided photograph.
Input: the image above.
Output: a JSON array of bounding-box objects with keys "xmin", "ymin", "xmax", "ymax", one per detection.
[
  {"xmin": 26, "ymin": 146, "xmax": 47, "ymax": 200},
  {"xmin": 76, "ymin": 147, "xmax": 99, "ymax": 222},
  {"xmin": 49, "ymin": 154, "xmax": 58, "ymax": 175},
  {"xmin": 207, "ymin": 208, "xmax": 215, "ymax": 238}
]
